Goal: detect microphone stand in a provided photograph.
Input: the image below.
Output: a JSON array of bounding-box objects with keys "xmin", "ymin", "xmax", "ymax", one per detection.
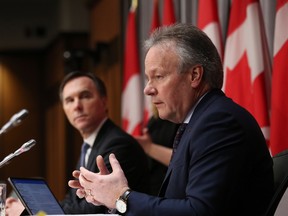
[
  {"xmin": 0, "ymin": 139, "xmax": 36, "ymax": 168},
  {"xmin": 0, "ymin": 153, "xmax": 16, "ymax": 168}
]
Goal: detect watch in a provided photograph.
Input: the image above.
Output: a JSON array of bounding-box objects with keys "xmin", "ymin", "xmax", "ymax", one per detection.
[{"xmin": 115, "ymin": 189, "xmax": 132, "ymax": 213}]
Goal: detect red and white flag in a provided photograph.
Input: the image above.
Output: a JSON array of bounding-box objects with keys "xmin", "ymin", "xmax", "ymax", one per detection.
[
  {"xmin": 223, "ymin": 0, "xmax": 271, "ymax": 143},
  {"xmin": 270, "ymin": 0, "xmax": 288, "ymax": 155},
  {"xmin": 143, "ymin": 0, "xmax": 160, "ymax": 125},
  {"xmin": 162, "ymin": 0, "xmax": 176, "ymax": 26},
  {"xmin": 150, "ymin": 0, "xmax": 160, "ymax": 32},
  {"xmin": 143, "ymin": 0, "xmax": 176, "ymax": 125},
  {"xmin": 197, "ymin": 0, "xmax": 223, "ymax": 59},
  {"xmin": 121, "ymin": 0, "xmax": 143, "ymax": 136}
]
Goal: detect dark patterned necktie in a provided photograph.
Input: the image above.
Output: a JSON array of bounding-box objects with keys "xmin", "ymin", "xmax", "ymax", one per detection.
[
  {"xmin": 80, "ymin": 142, "xmax": 90, "ymax": 167},
  {"xmin": 172, "ymin": 123, "xmax": 188, "ymax": 157}
]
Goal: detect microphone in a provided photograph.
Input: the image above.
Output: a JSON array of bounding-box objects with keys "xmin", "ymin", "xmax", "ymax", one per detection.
[
  {"xmin": 14, "ymin": 139, "xmax": 36, "ymax": 156},
  {"xmin": 0, "ymin": 109, "xmax": 29, "ymax": 135},
  {"xmin": 0, "ymin": 139, "xmax": 36, "ymax": 168}
]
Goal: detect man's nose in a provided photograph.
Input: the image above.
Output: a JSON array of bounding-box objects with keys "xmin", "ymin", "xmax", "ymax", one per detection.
[
  {"xmin": 73, "ymin": 98, "xmax": 83, "ymax": 109},
  {"xmin": 144, "ymin": 83, "xmax": 156, "ymax": 96}
]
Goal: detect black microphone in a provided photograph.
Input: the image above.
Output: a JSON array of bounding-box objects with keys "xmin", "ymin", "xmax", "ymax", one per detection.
[
  {"xmin": 0, "ymin": 109, "xmax": 29, "ymax": 135},
  {"xmin": 0, "ymin": 139, "xmax": 36, "ymax": 168}
]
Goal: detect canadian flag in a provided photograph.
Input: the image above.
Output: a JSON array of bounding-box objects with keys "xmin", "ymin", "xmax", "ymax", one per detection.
[
  {"xmin": 223, "ymin": 0, "xmax": 271, "ymax": 143},
  {"xmin": 121, "ymin": 0, "xmax": 143, "ymax": 136},
  {"xmin": 150, "ymin": 0, "xmax": 160, "ymax": 31},
  {"xmin": 270, "ymin": 0, "xmax": 288, "ymax": 155},
  {"xmin": 162, "ymin": 0, "xmax": 176, "ymax": 26},
  {"xmin": 144, "ymin": 0, "xmax": 176, "ymax": 126},
  {"xmin": 197, "ymin": 0, "xmax": 223, "ymax": 59},
  {"xmin": 143, "ymin": 0, "xmax": 160, "ymax": 126}
]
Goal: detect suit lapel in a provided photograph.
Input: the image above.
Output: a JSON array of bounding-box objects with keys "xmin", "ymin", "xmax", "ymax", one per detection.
[
  {"xmin": 85, "ymin": 119, "xmax": 111, "ymax": 169},
  {"xmin": 157, "ymin": 90, "xmax": 224, "ymax": 197},
  {"xmin": 158, "ymin": 169, "xmax": 172, "ymax": 197}
]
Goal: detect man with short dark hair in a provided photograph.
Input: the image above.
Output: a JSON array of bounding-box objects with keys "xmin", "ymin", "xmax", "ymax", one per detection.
[{"xmin": 5, "ymin": 71, "xmax": 150, "ymax": 215}]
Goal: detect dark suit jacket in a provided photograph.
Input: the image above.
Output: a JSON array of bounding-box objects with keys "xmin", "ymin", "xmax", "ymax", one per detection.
[
  {"xmin": 61, "ymin": 119, "xmax": 150, "ymax": 214},
  {"xmin": 126, "ymin": 89, "xmax": 274, "ymax": 216},
  {"xmin": 146, "ymin": 117, "xmax": 179, "ymax": 195}
]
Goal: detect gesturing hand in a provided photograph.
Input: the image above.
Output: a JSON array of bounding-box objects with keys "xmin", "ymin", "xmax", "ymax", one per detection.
[{"xmin": 69, "ymin": 153, "xmax": 129, "ymax": 209}]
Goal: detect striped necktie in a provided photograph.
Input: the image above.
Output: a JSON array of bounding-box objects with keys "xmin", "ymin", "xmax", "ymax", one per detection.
[
  {"xmin": 80, "ymin": 142, "xmax": 90, "ymax": 167},
  {"xmin": 172, "ymin": 123, "xmax": 188, "ymax": 157}
]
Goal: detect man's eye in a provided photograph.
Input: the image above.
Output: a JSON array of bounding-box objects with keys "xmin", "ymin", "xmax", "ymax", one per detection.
[
  {"xmin": 65, "ymin": 98, "xmax": 73, "ymax": 104},
  {"xmin": 81, "ymin": 92, "xmax": 91, "ymax": 99}
]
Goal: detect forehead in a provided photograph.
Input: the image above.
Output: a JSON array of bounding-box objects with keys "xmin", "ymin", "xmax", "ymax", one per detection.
[
  {"xmin": 145, "ymin": 45, "xmax": 179, "ymax": 73},
  {"xmin": 63, "ymin": 77, "xmax": 96, "ymax": 96}
]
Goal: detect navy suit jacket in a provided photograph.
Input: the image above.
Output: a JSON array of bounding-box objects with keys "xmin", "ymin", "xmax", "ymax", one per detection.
[
  {"xmin": 61, "ymin": 119, "xmax": 150, "ymax": 214},
  {"xmin": 126, "ymin": 89, "xmax": 273, "ymax": 216}
]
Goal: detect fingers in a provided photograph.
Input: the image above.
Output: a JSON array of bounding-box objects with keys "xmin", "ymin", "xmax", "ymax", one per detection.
[
  {"xmin": 74, "ymin": 154, "xmax": 127, "ymax": 209},
  {"xmin": 72, "ymin": 170, "xmax": 81, "ymax": 178},
  {"xmin": 79, "ymin": 167, "xmax": 94, "ymax": 182},
  {"xmin": 142, "ymin": 127, "xmax": 149, "ymax": 134},
  {"xmin": 78, "ymin": 168, "xmax": 95, "ymax": 191},
  {"xmin": 84, "ymin": 191, "xmax": 102, "ymax": 205},
  {"xmin": 80, "ymin": 154, "xmax": 115, "ymax": 179},
  {"xmin": 134, "ymin": 127, "xmax": 148, "ymax": 139},
  {"xmin": 109, "ymin": 153, "xmax": 122, "ymax": 172},
  {"xmin": 76, "ymin": 188, "xmax": 86, "ymax": 199},
  {"xmin": 5, "ymin": 197, "xmax": 17, "ymax": 205},
  {"xmin": 96, "ymin": 155, "xmax": 109, "ymax": 175},
  {"xmin": 75, "ymin": 188, "xmax": 101, "ymax": 206},
  {"xmin": 68, "ymin": 179, "xmax": 81, "ymax": 189},
  {"xmin": 68, "ymin": 170, "xmax": 82, "ymax": 189},
  {"xmin": 5, "ymin": 198, "xmax": 25, "ymax": 216},
  {"xmin": 91, "ymin": 199, "xmax": 102, "ymax": 206},
  {"xmin": 75, "ymin": 188, "xmax": 95, "ymax": 200},
  {"xmin": 69, "ymin": 169, "xmax": 98, "ymax": 201}
]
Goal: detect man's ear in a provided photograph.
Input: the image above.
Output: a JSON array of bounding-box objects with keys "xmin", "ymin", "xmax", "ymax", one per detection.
[
  {"xmin": 190, "ymin": 64, "xmax": 204, "ymax": 87},
  {"xmin": 101, "ymin": 96, "xmax": 108, "ymax": 108}
]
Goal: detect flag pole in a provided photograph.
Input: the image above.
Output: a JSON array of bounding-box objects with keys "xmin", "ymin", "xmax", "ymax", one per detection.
[{"xmin": 130, "ymin": 0, "xmax": 138, "ymax": 12}]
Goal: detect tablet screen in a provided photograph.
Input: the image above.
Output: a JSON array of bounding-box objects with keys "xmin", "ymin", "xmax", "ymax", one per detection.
[{"xmin": 8, "ymin": 177, "xmax": 65, "ymax": 215}]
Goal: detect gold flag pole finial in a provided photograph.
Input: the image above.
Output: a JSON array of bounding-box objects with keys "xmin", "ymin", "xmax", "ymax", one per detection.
[{"xmin": 130, "ymin": 0, "xmax": 138, "ymax": 12}]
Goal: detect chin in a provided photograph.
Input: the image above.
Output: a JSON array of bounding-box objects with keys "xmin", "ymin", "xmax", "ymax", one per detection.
[
  {"xmin": 75, "ymin": 124, "xmax": 88, "ymax": 131},
  {"xmin": 159, "ymin": 114, "xmax": 176, "ymax": 123},
  {"xmin": 158, "ymin": 113, "xmax": 167, "ymax": 120}
]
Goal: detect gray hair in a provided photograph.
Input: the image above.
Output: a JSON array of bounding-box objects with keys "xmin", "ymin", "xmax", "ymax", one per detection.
[{"xmin": 144, "ymin": 23, "xmax": 223, "ymax": 89}]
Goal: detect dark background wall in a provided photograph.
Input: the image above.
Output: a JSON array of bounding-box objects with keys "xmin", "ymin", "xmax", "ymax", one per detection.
[{"xmin": 0, "ymin": 0, "xmax": 123, "ymax": 199}]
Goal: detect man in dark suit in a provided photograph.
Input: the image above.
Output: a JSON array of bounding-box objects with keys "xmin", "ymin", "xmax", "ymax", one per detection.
[
  {"xmin": 5, "ymin": 71, "xmax": 150, "ymax": 215},
  {"xmin": 69, "ymin": 23, "xmax": 274, "ymax": 216}
]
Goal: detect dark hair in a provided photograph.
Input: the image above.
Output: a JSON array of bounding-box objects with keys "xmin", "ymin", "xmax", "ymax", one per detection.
[
  {"xmin": 59, "ymin": 71, "xmax": 107, "ymax": 101},
  {"xmin": 144, "ymin": 23, "xmax": 223, "ymax": 89}
]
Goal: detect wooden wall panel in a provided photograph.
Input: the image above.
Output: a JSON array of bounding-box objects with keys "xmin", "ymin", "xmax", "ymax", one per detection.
[
  {"xmin": 45, "ymin": 103, "xmax": 67, "ymax": 199},
  {"xmin": 0, "ymin": 55, "xmax": 43, "ymax": 194},
  {"xmin": 0, "ymin": 0, "xmax": 123, "ymax": 201},
  {"xmin": 89, "ymin": 0, "xmax": 122, "ymax": 126},
  {"xmin": 43, "ymin": 33, "xmax": 89, "ymax": 199}
]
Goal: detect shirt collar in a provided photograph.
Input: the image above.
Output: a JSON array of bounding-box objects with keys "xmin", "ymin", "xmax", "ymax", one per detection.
[
  {"xmin": 183, "ymin": 92, "xmax": 208, "ymax": 124},
  {"xmin": 84, "ymin": 117, "xmax": 108, "ymax": 147}
]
